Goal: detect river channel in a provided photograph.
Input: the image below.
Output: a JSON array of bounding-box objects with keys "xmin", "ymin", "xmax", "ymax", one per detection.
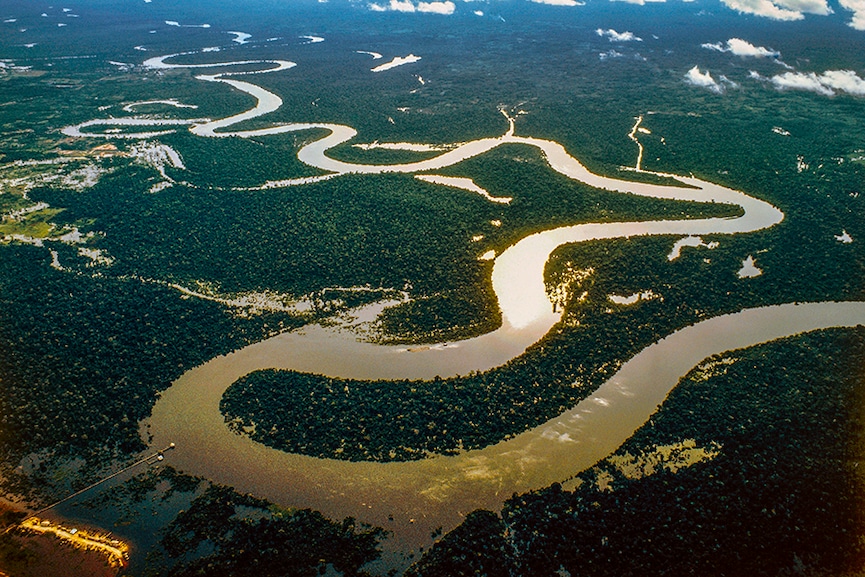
[{"xmin": 63, "ymin": 49, "xmax": 865, "ymax": 551}]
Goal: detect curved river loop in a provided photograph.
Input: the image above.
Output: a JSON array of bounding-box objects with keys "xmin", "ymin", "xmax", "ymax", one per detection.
[{"xmin": 65, "ymin": 49, "xmax": 865, "ymax": 550}]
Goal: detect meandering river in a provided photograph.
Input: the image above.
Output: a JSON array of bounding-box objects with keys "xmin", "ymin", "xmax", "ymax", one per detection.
[{"xmin": 64, "ymin": 49, "xmax": 865, "ymax": 549}]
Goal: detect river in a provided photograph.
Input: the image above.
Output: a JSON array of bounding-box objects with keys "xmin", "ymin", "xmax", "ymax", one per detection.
[{"xmin": 63, "ymin": 48, "xmax": 864, "ymax": 552}]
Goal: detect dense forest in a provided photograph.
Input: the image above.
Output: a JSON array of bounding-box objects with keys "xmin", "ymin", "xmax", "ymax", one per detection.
[
  {"xmin": 406, "ymin": 328, "xmax": 865, "ymax": 576},
  {"xmin": 160, "ymin": 484, "xmax": 386, "ymax": 577},
  {"xmin": 0, "ymin": 244, "xmax": 304, "ymax": 500},
  {"xmin": 220, "ymin": 222, "xmax": 865, "ymax": 462},
  {"xmin": 27, "ymin": 144, "xmax": 740, "ymax": 342},
  {"xmin": 2, "ymin": 2, "xmax": 865, "ymax": 573}
]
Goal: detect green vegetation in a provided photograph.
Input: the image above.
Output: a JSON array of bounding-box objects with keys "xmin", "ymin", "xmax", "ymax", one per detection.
[
  {"xmin": 408, "ymin": 328, "xmax": 865, "ymax": 576},
  {"xmin": 77, "ymin": 466, "xmax": 203, "ymax": 513},
  {"xmin": 158, "ymin": 130, "xmax": 327, "ymax": 189},
  {"xmin": 161, "ymin": 484, "xmax": 387, "ymax": 577},
  {"xmin": 28, "ymin": 148, "xmax": 735, "ymax": 343},
  {"xmin": 325, "ymin": 145, "xmax": 445, "ymax": 166},
  {"xmin": 221, "ymin": 214, "xmax": 865, "ymax": 463},
  {"xmin": 404, "ymin": 511, "xmax": 510, "ymax": 577},
  {"xmin": 0, "ymin": 243, "xmax": 304, "ymax": 500},
  {"xmin": 374, "ymin": 274, "xmax": 500, "ymax": 344},
  {"xmin": 2, "ymin": 3, "xmax": 865, "ymax": 573},
  {"xmin": 0, "ymin": 159, "xmax": 100, "ymax": 240},
  {"xmin": 0, "ymin": 206, "xmax": 64, "ymax": 238}
]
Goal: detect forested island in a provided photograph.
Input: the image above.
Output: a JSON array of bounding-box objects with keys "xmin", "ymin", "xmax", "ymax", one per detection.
[
  {"xmin": 406, "ymin": 328, "xmax": 865, "ymax": 576},
  {"xmin": 220, "ymin": 227, "xmax": 865, "ymax": 462}
]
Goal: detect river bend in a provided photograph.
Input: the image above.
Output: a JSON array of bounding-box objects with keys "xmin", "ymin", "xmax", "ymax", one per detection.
[{"xmin": 62, "ymin": 49, "xmax": 863, "ymax": 548}]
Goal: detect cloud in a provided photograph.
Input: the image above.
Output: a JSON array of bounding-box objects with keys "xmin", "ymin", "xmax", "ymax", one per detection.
[
  {"xmin": 685, "ymin": 66, "xmax": 725, "ymax": 93},
  {"xmin": 369, "ymin": 0, "xmax": 455, "ymax": 13},
  {"xmin": 165, "ymin": 20, "xmax": 211, "ymax": 28},
  {"xmin": 418, "ymin": 1, "xmax": 456, "ymax": 13},
  {"xmin": 387, "ymin": 0, "xmax": 415, "ymax": 11},
  {"xmin": 702, "ymin": 38, "xmax": 779, "ymax": 58},
  {"xmin": 531, "ymin": 0, "xmax": 585, "ymax": 6},
  {"xmin": 596, "ymin": 28, "xmax": 643, "ymax": 42},
  {"xmin": 719, "ymin": 74, "xmax": 739, "ymax": 89},
  {"xmin": 768, "ymin": 72, "xmax": 834, "ymax": 95},
  {"xmin": 839, "ymin": 0, "xmax": 865, "ymax": 29},
  {"xmin": 768, "ymin": 70, "xmax": 865, "ymax": 96},
  {"xmin": 717, "ymin": 0, "xmax": 831, "ymax": 21},
  {"xmin": 610, "ymin": 0, "xmax": 666, "ymax": 5}
]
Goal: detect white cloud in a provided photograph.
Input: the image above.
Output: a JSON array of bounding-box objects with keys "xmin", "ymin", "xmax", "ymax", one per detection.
[
  {"xmin": 720, "ymin": 0, "xmax": 803, "ymax": 20},
  {"xmin": 531, "ymin": 0, "xmax": 584, "ymax": 6},
  {"xmin": 770, "ymin": 71, "xmax": 835, "ymax": 94},
  {"xmin": 811, "ymin": 69, "xmax": 865, "ymax": 92},
  {"xmin": 418, "ymin": 1, "xmax": 456, "ymax": 13},
  {"xmin": 685, "ymin": 65, "xmax": 725, "ymax": 93},
  {"xmin": 391, "ymin": 0, "xmax": 417, "ymax": 11},
  {"xmin": 718, "ymin": 0, "xmax": 831, "ymax": 21},
  {"xmin": 839, "ymin": 0, "xmax": 865, "ymax": 29},
  {"xmin": 610, "ymin": 0, "xmax": 666, "ymax": 5},
  {"xmin": 369, "ymin": 0, "xmax": 455, "ymax": 13},
  {"xmin": 780, "ymin": 0, "xmax": 832, "ymax": 12},
  {"xmin": 769, "ymin": 70, "xmax": 865, "ymax": 96},
  {"xmin": 719, "ymin": 74, "xmax": 739, "ymax": 88},
  {"xmin": 702, "ymin": 38, "xmax": 779, "ymax": 57},
  {"xmin": 596, "ymin": 28, "xmax": 643, "ymax": 42}
]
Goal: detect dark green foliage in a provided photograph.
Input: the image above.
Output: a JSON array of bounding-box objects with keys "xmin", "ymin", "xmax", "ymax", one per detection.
[
  {"xmin": 161, "ymin": 485, "xmax": 243, "ymax": 559},
  {"xmin": 220, "ymin": 226, "xmax": 864, "ymax": 463},
  {"xmin": 160, "ymin": 132, "xmax": 325, "ymax": 189},
  {"xmin": 79, "ymin": 466, "xmax": 203, "ymax": 510},
  {"xmin": 0, "ymin": 244, "xmax": 302, "ymax": 472},
  {"xmin": 374, "ymin": 269, "xmax": 501, "ymax": 344},
  {"xmin": 35, "ymin": 170, "xmax": 498, "ymax": 306},
  {"xmin": 32, "ymin": 154, "xmax": 735, "ymax": 343},
  {"xmin": 411, "ymin": 329, "xmax": 865, "ymax": 577},
  {"xmin": 404, "ymin": 510, "xmax": 512, "ymax": 577},
  {"xmin": 162, "ymin": 485, "xmax": 387, "ymax": 577}
]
